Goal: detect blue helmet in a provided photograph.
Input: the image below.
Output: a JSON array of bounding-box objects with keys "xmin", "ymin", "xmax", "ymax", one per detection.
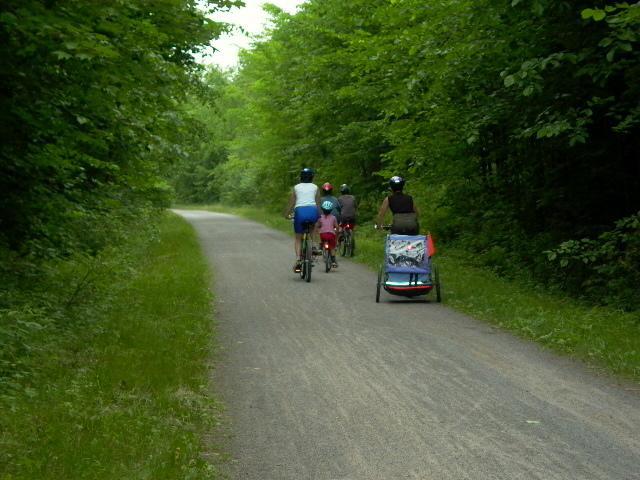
[
  {"xmin": 321, "ymin": 200, "xmax": 334, "ymax": 213},
  {"xmin": 300, "ymin": 167, "xmax": 314, "ymax": 182}
]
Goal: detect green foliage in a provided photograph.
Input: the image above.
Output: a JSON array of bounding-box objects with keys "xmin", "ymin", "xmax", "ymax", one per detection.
[
  {"xmin": 190, "ymin": 0, "xmax": 640, "ymax": 310},
  {"xmin": 0, "ymin": 207, "xmax": 157, "ymax": 389},
  {"xmin": 546, "ymin": 211, "xmax": 640, "ymax": 309},
  {"xmin": 170, "ymin": 68, "xmax": 237, "ymax": 203},
  {"xmin": 0, "ymin": 4, "xmax": 241, "ymax": 472},
  {"xmin": 0, "ymin": 0, "xmax": 239, "ymax": 257},
  {"xmin": 1, "ymin": 213, "xmax": 222, "ymax": 479}
]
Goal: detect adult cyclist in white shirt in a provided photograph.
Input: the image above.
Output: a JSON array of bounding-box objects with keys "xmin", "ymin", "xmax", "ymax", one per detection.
[{"xmin": 284, "ymin": 167, "xmax": 321, "ymax": 272}]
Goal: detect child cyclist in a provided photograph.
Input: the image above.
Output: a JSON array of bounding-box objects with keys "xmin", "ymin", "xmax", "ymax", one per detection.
[
  {"xmin": 316, "ymin": 200, "xmax": 340, "ymax": 268},
  {"xmin": 321, "ymin": 182, "xmax": 342, "ymax": 246}
]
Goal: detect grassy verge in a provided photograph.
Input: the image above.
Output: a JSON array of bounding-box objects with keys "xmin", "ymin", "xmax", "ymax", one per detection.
[
  {"xmin": 1, "ymin": 212, "xmax": 221, "ymax": 479},
  {"xmin": 178, "ymin": 204, "xmax": 640, "ymax": 380}
]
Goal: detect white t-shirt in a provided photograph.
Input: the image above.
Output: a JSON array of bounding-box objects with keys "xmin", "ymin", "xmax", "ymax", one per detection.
[{"xmin": 294, "ymin": 183, "xmax": 318, "ymax": 208}]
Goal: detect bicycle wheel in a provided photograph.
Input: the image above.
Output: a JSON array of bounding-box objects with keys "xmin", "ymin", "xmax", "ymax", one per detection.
[
  {"xmin": 304, "ymin": 235, "xmax": 313, "ymax": 282},
  {"xmin": 299, "ymin": 234, "xmax": 308, "ymax": 280},
  {"xmin": 433, "ymin": 264, "xmax": 442, "ymax": 302},
  {"xmin": 342, "ymin": 230, "xmax": 351, "ymax": 257},
  {"xmin": 339, "ymin": 232, "xmax": 347, "ymax": 257},
  {"xmin": 348, "ymin": 232, "xmax": 355, "ymax": 257},
  {"xmin": 324, "ymin": 247, "xmax": 331, "ymax": 272},
  {"xmin": 376, "ymin": 265, "xmax": 382, "ymax": 303}
]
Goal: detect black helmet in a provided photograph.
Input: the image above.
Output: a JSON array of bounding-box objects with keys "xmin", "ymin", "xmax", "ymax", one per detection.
[
  {"xmin": 389, "ymin": 175, "xmax": 405, "ymax": 191},
  {"xmin": 340, "ymin": 184, "xmax": 350, "ymax": 194},
  {"xmin": 300, "ymin": 167, "xmax": 314, "ymax": 182}
]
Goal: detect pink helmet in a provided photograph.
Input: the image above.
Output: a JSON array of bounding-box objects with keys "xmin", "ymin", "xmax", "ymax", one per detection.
[{"xmin": 322, "ymin": 182, "xmax": 333, "ymax": 192}]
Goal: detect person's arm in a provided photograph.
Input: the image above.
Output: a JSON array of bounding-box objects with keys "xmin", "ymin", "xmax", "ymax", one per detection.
[
  {"xmin": 376, "ymin": 197, "xmax": 389, "ymax": 227},
  {"xmin": 314, "ymin": 188, "xmax": 322, "ymax": 214},
  {"xmin": 412, "ymin": 197, "xmax": 420, "ymax": 218},
  {"xmin": 284, "ymin": 190, "xmax": 295, "ymax": 218}
]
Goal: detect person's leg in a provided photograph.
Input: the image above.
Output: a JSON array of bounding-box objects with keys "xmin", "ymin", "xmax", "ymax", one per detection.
[
  {"xmin": 300, "ymin": 206, "xmax": 319, "ymax": 252},
  {"xmin": 293, "ymin": 208, "xmax": 304, "ymax": 270},
  {"xmin": 294, "ymin": 234, "xmax": 302, "ymax": 258},
  {"xmin": 329, "ymin": 233, "xmax": 338, "ymax": 266}
]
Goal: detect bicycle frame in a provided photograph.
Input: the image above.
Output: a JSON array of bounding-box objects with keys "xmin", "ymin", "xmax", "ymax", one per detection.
[
  {"xmin": 340, "ymin": 223, "xmax": 355, "ymax": 257},
  {"xmin": 299, "ymin": 222, "xmax": 314, "ymax": 282},
  {"xmin": 322, "ymin": 239, "xmax": 332, "ymax": 272}
]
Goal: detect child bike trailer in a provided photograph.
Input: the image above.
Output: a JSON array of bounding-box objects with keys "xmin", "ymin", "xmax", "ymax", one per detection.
[{"xmin": 376, "ymin": 234, "xmax": 441, "ymax": 303}]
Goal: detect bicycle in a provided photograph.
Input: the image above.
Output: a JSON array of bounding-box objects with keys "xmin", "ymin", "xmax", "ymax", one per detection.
[
  {"xmin": 339, "ymin": 222, "xmax": 355, "ymax": 257},
  {"xmin": 298, "ymin": 221, "xmax": 315, "ymax": 282},
  {"xmin": 321, "ymin": 237, "xmax": 333, "ymax": 272}
]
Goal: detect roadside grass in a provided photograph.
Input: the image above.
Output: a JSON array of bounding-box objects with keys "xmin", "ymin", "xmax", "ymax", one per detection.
[
  {"xmin": 178, "ymin": 204, "xmax": 640, "ymax": 380},
  {"xmin": 0, "ymin": 213, "xmax": 221, "ymax": 479}
]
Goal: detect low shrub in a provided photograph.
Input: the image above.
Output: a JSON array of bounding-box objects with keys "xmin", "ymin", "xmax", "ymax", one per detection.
[{"xmin": 546, "ymin": 211, "xmax": 640, "ymax": 310}]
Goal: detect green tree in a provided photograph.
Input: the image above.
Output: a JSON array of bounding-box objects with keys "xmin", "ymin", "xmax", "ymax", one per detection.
[
  {"xmin": 198, "ymin": 0, "xmax": 640, "ymax": 308},
  {"xmin": 0, "ymin": 0, "xmax": 240, "ymax": 257}
]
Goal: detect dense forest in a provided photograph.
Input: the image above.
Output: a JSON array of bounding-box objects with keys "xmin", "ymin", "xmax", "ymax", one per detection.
[
  {"xmin": 0, "ymin": 0, "xmax": 240, "ymax": 259},
  {"xmin": 1, "ymin": 1, "xmax": 639, "ymax": 475},
  {"xmin": 174, "ymin": 0, "xmax": 640, "ymax": 310},
  {"xmin": 1, "ymin": 1, "xmax": 639, "ymax": 356},
  {"xmin": 0, "ymin": 0, "xmax": 238, "ymax": 413}
]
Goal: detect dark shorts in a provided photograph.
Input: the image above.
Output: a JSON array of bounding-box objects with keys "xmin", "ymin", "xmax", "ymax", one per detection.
[
  {"xmin": 294, "ymin": 206, "xmax": 319, "ymax": 234},
  {"xmin": 391, "ymin": 213, "xmax": 419, "ymax": 235}
]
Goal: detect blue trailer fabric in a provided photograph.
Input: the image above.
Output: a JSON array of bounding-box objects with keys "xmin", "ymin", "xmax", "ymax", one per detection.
[{"xmin": 384, "ymin": 235, "xmax": 430, "ymax": 274}]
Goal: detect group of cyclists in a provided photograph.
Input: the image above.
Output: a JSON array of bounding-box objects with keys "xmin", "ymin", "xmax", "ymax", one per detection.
[{"xmin": 284, "ymin": 167, "xmax": 419, "ymax": 274}]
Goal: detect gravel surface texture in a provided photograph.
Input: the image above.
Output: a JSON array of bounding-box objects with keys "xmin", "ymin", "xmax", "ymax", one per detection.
[{"xmin": 176, "ymin": 210, "xmax": 640, "ymax": 480}]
